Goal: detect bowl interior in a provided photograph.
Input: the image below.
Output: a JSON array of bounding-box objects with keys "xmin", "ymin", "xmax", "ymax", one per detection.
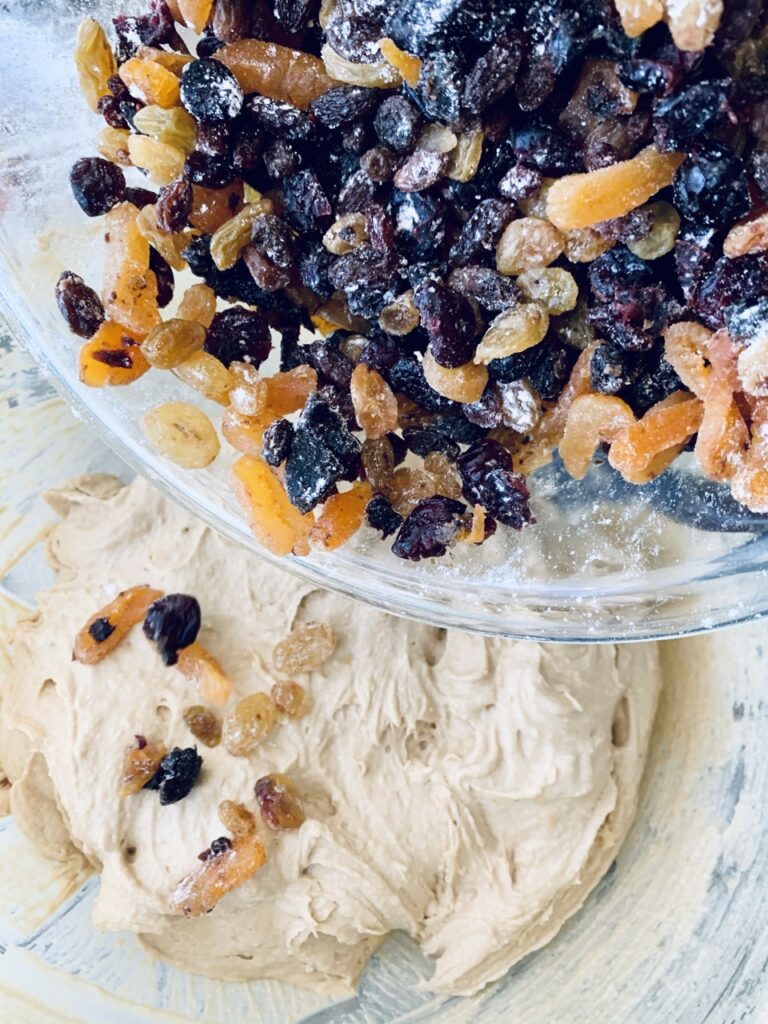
[{"xmin": 2, "ymin": 0, "xmax": 768, "ymax": 641}]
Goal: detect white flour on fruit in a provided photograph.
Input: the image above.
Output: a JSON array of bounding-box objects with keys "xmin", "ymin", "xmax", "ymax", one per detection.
[{"xmin": 0, "ymin": 476, "xmax": 660, "ymax": 997}]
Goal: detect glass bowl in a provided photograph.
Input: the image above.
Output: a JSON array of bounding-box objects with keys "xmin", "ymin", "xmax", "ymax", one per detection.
[{"xmin": 3, "ymin": 0, "xmax": 768, "ymax": 642}]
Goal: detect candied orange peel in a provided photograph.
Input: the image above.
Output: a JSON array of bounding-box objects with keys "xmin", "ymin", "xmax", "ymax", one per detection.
[
  {"xmin": 608, "ymin": 392, "xmax": 704, "ymax": 484},
  {"xmin": 232, "ymin": 455, "xmax": 314, "ymax": 556},
  {"xmin": 177, "ymin": 642, "xmax": 234, "ymax": 706},
  {"xmin": 559, "ymin": 393, "xmax": 636, "ymax": 479}
]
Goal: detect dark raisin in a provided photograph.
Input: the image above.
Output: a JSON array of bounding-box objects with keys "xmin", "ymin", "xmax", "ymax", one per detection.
[
  {"xmin": 366, "ymin": 493, "xmax": 403, "ymax": 538},
  {"xmin": 184, "ymin": 150, "xmax": 234, "ymax": 188},
  {"xmin": 124, "ymin": 186, "xmax": 157, "ymax": 209},
  {"xmin": 450, "ymin": 198, "xmax": 516, "ymax": 268},
  {"xmin": 243, "ymin": 246, "xmax": 293, "ymax": 290},
  {"xmin": 432, "ymin": 414, "xmax": 487, "ymax": 444},
  {"xmin": 210, "ymin": 836, "xmax": 233, "ymax": 856},
  {"xmin": 342, "ymin": 120, "xmax": 372, "ymax": 153},
  {"xmin": 394, "ymin": 149, "xmax": 449, "ymax": 193},
  {"xmin": 245, "ymin": 94, "xmax": 314, "ymax": 139},
  {"xmin": 88, "ymin": 616, "xmax": 116, "ymax": 643},
  {"xmin": 463, "ymin": 33, "xmax": 523, "ymax": 115},
  {"xmin": 512, "ymin": 123, "xmax": 583, "ymax": 175},
  {"xmin": 204, "ymin": 307, "xmax": 271, "ymax": 367},
  {"xmin": 55, "ymin": 271, "xmax": 105, "ymax": 338},
  {"xmin": 284, "ymin": 394, "xmax": 361, "ymax": 513},
  {"xmin": 213, "ymin": 0, "xmax": 252, "ymax": 42},
  {"xmin": 180, "ymin": 59, "xmax": 244, "ymax": 122},
  {"xmin": 413, "ymin": 280, "xmax": 476, "ymax": 368},
  {"xmin": 97, "ymin": 94, "xmax": 129, "ymax": 129},
  {"xmin": 307, "ymin": 339, "xmax": 354, "ymax": 387},
  {"xmin": 621, "ymin": 348, "xmax": 682, "ymax": 413},
  {"xmin": 196, "ymin": 122, "xmax": 232, "ymax": 158},
  {"xmin": 329, "ymin": 245, "xmax": 401, "ymax": 318},
  {"xmin": 155, "ymin": 177, "xmax": 193, "ymax": 233},
  {"xmin": 449, "ymin": 265, "xmax": 520, "ymax": 312},
  {"xmin": 526, "ymin": 341, "xmax": 576, "ymax": 401},
  {"xmin": 591, "ymin": 343, "xmax": 645, "ymax": 394},
  {"xmin": 273, "ymin": 0, "xmax": 315, "ymax": 33},
  {"xmin": 391, "ymin": 496, "xmax": 467, "ymax": 560},
  {"xmin": 310, "ymin": 86, "xmax": 379, "ymax": 129},
  {"xmin": 232, "ymin": 127, "xmax": 264, "ymax": 171},
  {"xmin": 481, "ymin": 469, "xmax": 534, "ymax": 529},
  {"xmin": 725, "ymin": 297, "xmax": 768, "ymax": 342},
  {"xmin": 498, "ymin": 162, "xmax": 543, "ymax": 200},
  {"xmin": 337, "ymin": 168, "xmax": 381, "ymax": 215},
  {"xmin": 654, "ymin": 79, "xmax": 734, "ymax": 148},
  {"xmin": 144, "ymin": 747, "xmax": 202, "ymax": 805},
  {"xmin": 114, "ymin": 0, "xmax": 175, "ymax": 49},
  {"xmin": 410, "ymin": 52, "xmax": 464, "ymax": 125},
  {"xmin": 360, "ymin": 146, "xmax": 398, "ymax": 182},
  {"xmin": 391, "ymin": 190, "xmax": 448, "ymax": 261},
  {"xmin": 251, "ymin": 214, "xmax": 296, "ymax": 268},
  {"xmin": 92, "ymin": 348, "xmax": 134, "ymax": 369},
  {"xmin": 70, "ymin": 157, "xmax": 125, "ymax": 217},
  {"xmin": 695, "ymin": 252, "xmax": 768, "ymax": 330},
  {"xmin": 365, "ymin": 203, "xmax": 396, "ymax": 253},
  {"xmin": 360, "ymin": 330, "xmax": 399, "ymax": 371},
  {"xmin": 673, "ymin": 143, "xmax": 751, "ymax": 227},
  {"xmin": 373, "ymin": 95, "xmax": 422, "ymax": 153},
  {"xmin": 149, "ymin": 248, "xmax": 174, "ymax": 309},
  {"xmin": 457, "ymin": 439, "xmax": 512, "ymax": 504},
  {"xmin": 283, "ymin": 169, "xmax": 333, "ymax": 233},
  {"xmin": 143, "ymin": 594, "xmax": 201, "ymax": 666},
  {"xmin": 264, "ymin": 139, "xmax": 302, "ymax": 179},
  {"xmin": 464, "ymin": 386, "xmax": 503, "ymax": 428},
  {"xmin": 326, "ymin": 0, "xmax": 388, "ymax": 63},
  {"xmin": 596, "ymin": 206, "xmax": 655, "ymax": 243},
  {"xmin": 674, "ymin": 223, "xmax": 720, "ymax": 303},
  {"xmin": 297, "ymin": 240, "xmax": 334, "ymax": 298},
  {"xmin": 262, "ymin": 418, "xmax": 294, "ymax": 466},
  {"xmin": 402, "ymin": 427, "xmax": 460, "ymax": 461},
  {"xmin": 386, "ymin": 0, "xmax": 468, "ymax": 56},
  {"xmin": 386, "ymin": 356, "xmax": 459, "ymax": 414},
  {"xmin": 588, "ymin": 246, "xmax": 655, "ymax": 302},
  {"xmin": 196, "ymin": 25, "xmax": 224, "ymax": 58}
]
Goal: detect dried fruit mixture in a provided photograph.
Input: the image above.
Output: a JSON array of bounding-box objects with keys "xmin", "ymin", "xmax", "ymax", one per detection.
[{"xmin": 60, "ymin": 0, "xmax": 768, "ymax": 558}]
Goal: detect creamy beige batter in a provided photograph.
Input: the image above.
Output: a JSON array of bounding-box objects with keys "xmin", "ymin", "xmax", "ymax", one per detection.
[{"xmin": 0, "ymin": 476, "xmax": 660, "ymax": 997}]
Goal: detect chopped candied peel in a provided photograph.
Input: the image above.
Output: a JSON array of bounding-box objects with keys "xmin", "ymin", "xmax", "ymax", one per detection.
[
  {"xmin": 663, "ymin": 322, "xmax": 713, "ymax": 397},
  {"xmin": 73, "ymin": 585, "xmax": 162, "ymax": 664},
  {"xmin": 118, "ymin": 740, "xmax": 167, "ymax": 797},
  {"xmin": 232, "ymin": 455, "xmax": 313, "ymax": 556},
  {"xmin": 665, "ymin": 0, "xmax": 723, "ymax": 52},
  {"xmin": 177, "ymin": 642, "xmax": 234, "ymax": 706},
  {"xmin": 378, "ymin": 38, "xmax": 422, "ymax": 88},
  {"xmin": 615, "ymin": 0, "xmax": 664, "ymax": 37},
  {"xmin": 169, "ymin": 832, "xmax": 266, "ymax": 918},
  {"xmin": 215, "ymin": 40, "xmax": 340, "ymax": 108},
  {"xmin": 350, "ymin": 364, "xmax": 398, "ymax": 438},
  {"xmin": 559, "ymin": 394, "xmax": 636, "ymax": 479},
  {"xmin": 311, "ymin": 481, "xmax": 372, "ymax": 550},
  {"xmin": 177, "ymin": 0, "xmax": 214, "ymax": 32},
  {"xmin": 102, "ymin": 202, "xmax": 161, "ymax": 336},
  {"xmin": 79, "ymin": 321, "xmax": 150, "ymax": 388},
  {"xmin": 731, "ymin": 407, "xmax": 768, "ymax": 513},
  {"xmin": 546, "ymin": 148, "xmax": 685, "ymax": 231},
  {"xmin": 609, "ymin": 392, "xmax": 704, "ymax": 484}
]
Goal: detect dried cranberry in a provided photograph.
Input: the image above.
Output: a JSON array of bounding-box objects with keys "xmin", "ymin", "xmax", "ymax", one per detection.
[
  {"xmin": 457, "ymin": 440, "xmax": 513, "ymax": 505},
  {"xmin": 70, "ymin": 157, "xmax": 125, "ymax": 216},
  {"xmin": 204, "ymin": 307, "xmax": 271, "ymax": 367},
  {"xmin": 143, "ymin": 594, "xmax": 201, "ymax": 666},
  {"xmin": 144, "ymin": 747, "xmax": 202, "ymax": 805},
  {"xmin": 413, "ymin": 280, "xmax": 476, "ymax": 368},
  {"xmin": 366, "ymin": 494, "xmax": 403, "ymax": 538},
  {"xmin": 391, "ymin": 496, "xmax": 467, "ymax": 561},
  {"xmin": 262, "ymin": 418, "xmax": 294, "ymax": 466},
  {"xmin": 181, "ymin": 59, "xmax": 244, "ymax": 122},
  {"xmin": 55, "ymin": 271, "xmax": 104, "ymax": 338},
  {"xmin": 155, "ymin": 177, "xmax": 192, "ymax": 233}
]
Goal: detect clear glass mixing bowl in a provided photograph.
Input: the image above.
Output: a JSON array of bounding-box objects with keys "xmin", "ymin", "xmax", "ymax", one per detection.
[{"xmin": 3, "ymin": 0, "xmax": 768, "ymax": 642}]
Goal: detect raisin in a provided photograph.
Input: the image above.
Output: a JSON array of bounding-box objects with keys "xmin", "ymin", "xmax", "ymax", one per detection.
[
  {"xmin": 450, "ymin": 198, "xmax": 516, "ymax": 268},
  {"xmin": 402, "ymin": 427, "xmax": 460, "ymax": 461},
  {"xmin": 254, "ymin": 773, "xmax": 305, "ymax": 830},
  {"xmin": 386, "ymin": 0, "xmax": 470, "ymax": 55},
  {"xmin": 464, "ymin": 386, "xmax": 503, "ymax": 428},
  {"xmin": 273, "ymin": 0, "xmax": 315, "ymax": 33},
  {"xmin": 360, "ymin": 146, "xmax": 398, "ymax": 182},
  {"xmin": 394, "ymin": 149, "xmax": 449, "ymax": 192},
  {"xmin": 675, "ymin": 223, "xmax": 720, "ymax": 304},
  {"xmin": 448, "ymin": 265, "xmax": 520, "ymax": 312},
  {"xmin": 387, "ymin": 356, "xmax": 459, "ymax": 414},
  {"xmin": 366, "ymin": 493, "xmax": 403, "ymax": 537},
  {"xmin": 310, "ymin": 86, "xmax": 379, "ymax": 129},
  {"xmin": 88, "ymin": 617, "xmax": 115, "ymax": 643},
  {"xmin": 204, "ymin": 307, "xmax": 271, "ymax": 367},
  {"xmin": 264, "ymin": 139, "xmax": 301, "ymax": 179},
  {"xmin": 655, "ymin": 79, "xmax": 733, "ymax": 148},
  {"xmin": 463, "ymin": 33, "xmax": 523, "ymax": 114},
  {"xmin": 457, "ymin": 439, "xmax": 512, "ymax": 503},
  {"xmin": 411, "ymin": 52, "xmax": 463, "ymax": 125},
  {"xmin": 374, "ymin": 95, "xmax": 422, "ymax": 153},
  {"xmin": 499, "ymin": 162, "xmax": 543, "ymax": 200},
  {"xmin": 391, "ymin": 190, "xmax": 447, "ymax": 260},
  {"xmin": 695, "ymin": 252, "xmax": 768, "ymax": 330},
  {"xmin": 143, "ymin": 593, "xmax": 201, "ymax": 666},
  {"xmin": 155, "ymin": 176, "xmax": 193, "ymax": 233},
  {"xmin": 70, "ymin": 156, "xmax": 126, "ymax": 216},
  {"xmin": 260, "ymin": 418, "xmax": 293, "ymax": 466},
  {"xmin": 252, "ymin": 213, "xmax": 296, "ymax": 267},
  {"xmin": 223, "ymin": 693, "xmax": 277, "ymax": 755},
  {"xmin": 329, "ymin": 245, "xmax": 400, "ymax": 318},
  {"xmin": 284, "ymin": 394, "xmax": 361, "ymax": 512},
  {"xmin": 181, "ymin": 58, "xmax": 244, "ymax": 122},
  {"xmin": 283, "ymin": 169, "xmax": 333, "ymax": 233},
  {"xmin": 673, "ymin": 143, "xmax": 751, "ymax": 228},
  {"xmin": 149, "ymin": 247, "xmax": 174, "ymax": 309},
  {"xmin": 591, "ymin": 343, "xmax": 645, "ymax": 394},
  {"xmin": 391, "ymin": 495, "xmax": 467, "ymax": 560},
  {"xmin": 184, "ymin": 150, "xmax": 235, "ymax": 188},
  {"xmin": 412, "ymin": 280, "xmax": 476, "ymax": 368},
  {"xmin": 144, "ymin": 746, "xmax": 203, "ymax": 805},
  {"xmin": 246, "ymin": 94, "xmax": 314, "ymax": 139},
  {"xmin": 298, "ymin": 240, "xmax": 334, "ymax": 297},
  {"xmin": 360, "ymin": 330, "xmax": 400, "ymax": 370},
  {"xmin": 55, "ymin": 271, "xmax": 105, "ymax": 338},
  {"xmin": 336, "ymin": 167, "xmax": 381, "ymax": 215}
]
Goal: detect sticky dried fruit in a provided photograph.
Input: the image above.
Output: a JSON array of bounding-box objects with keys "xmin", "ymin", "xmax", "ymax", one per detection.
[
  {"xmin": 178, "ymin": 0, "xmax": 214, "ymax": 32},
  {"xmin": 663, "ymin": 321, "xmax": 713, "ymax": 397},
  {"xmin": 474, "ymin": 304, "xmax": 549, "ymax": 365},
  {"xmin": 311, "ymin": 480, "xmax": 372, "ymax": 550},
  {"xmin": 378, "ymin": 37, "xmax": 422, "ymax": 87},
  {"xmin": 386, "ymin": 465, "xmax": 437, "ymax": 515},
  {"xmin": 177, "ymin": 641, "xmax": 234, "ymax": 705},
  {"xmin": 666, "ymin": 0, "xmax": 723, "ymax": 51},
  {"xmin": 273, "ymin": 621, "xmax": 336, "ymax": 675},
  {"xmin": 516, "ymin": 268, "xmax": 578, "ymax": 316},
  {"xmin": 183, "ymin": 705, "xmax": 222, "ymax": 747},
  {"xmin": 254, "ymin": 773, "xmax": 305, "ymax": 830},
  {"xmin": 219, "ymin": 800, "xmax": 257, "ymax": 836},
  {"xmin": 169, "ymin": 832, "xmax": 266, "ymax": 917},
  {"xmin": 128, "ymin": 134, "xmax": 186, "ymax": 185},
  {"xmin": 78, "ymin": 320, "xmax": 150, "ymax": 387},
  {"xmin": 134, "ymin": 104, "xmax": 198, "ymax": 153},
  {"xmin": 75, "ymin": 18, "xmax": 117, "ymax": 112},
  {"xmin": 232, "ymin": 455, "xmax": 313, "ymax": 555},
  {"xmin": 142, "ymin": 401, "xmax": 220, "ymax": 469},
  {"xmin": 223, "ymin": 692, "xmax": 278, "ymax": 756},
  {"xmin": 349, "ymin": 363, "xmax": 398, "ymax": 439},
  {"xmin": 118, "ymin": 740, "xmax": 168, "ymax": 797},
  {"xmin": 272, "ymin": 680, "xmax": 311, "ymax": 718},
  {"xmin": 614, "ymin": 0, "xmax": 664, "ymax": 37},
  {"xmin": 546, "ymin": 148, "xmax": 685, "ymax": 231},
  {"xmin": 609, "ymin": 393, "xmax": 704, "ymax": 484},
  {"xmin": 181, "ymin": 58, "xmax": 244, "ymax": 121},
  {"xmin": 74, "ymin": 585, "xmax": 162, "ymax": 664},
  {"xmin": 559, "ymin": 394, "xmax": 636, "ymax": 479},
  {"xmin": 120, "ymin": 57, "xmax": 180, "ymax": 107}
]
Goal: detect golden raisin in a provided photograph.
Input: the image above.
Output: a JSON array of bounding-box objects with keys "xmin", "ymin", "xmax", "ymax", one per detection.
[
  {"xmin": 135, "ymin": 203, "xmax": 189, "ymax": 272},
  {"xmin": 133, "ymin": 105, "xmax": 198, "ymax": 154},
  {"xmin": 211, "ymin": 201, "xmax": 274, "ymax": 270},
  {"xmin": 546, "ymin": 147, "xmax": 685, "ymax": 231},
  {"xmin": 628, "ymin": 201, "xmax": 680, "ymax": 260},
  {"xmin": 498, "ymin": 379, "xmax": 542, "ymax": 432},
  {"xmin": 78, "ymin": 321, "xmax": 150, "ymax": 388},
  {"xmin": 379, "ymin": 290, "xmax": 420, "ymax": 336},
  {"xmin": 142, "ymin": 319, "xmax": 207, "ymax": 369},
  {"xmin": 97, "ymin": 127, "xmax": 132, "ymax": 167},
  {"xmin": 562, "ymin": 227, "xmax": 613, "ymax": 263},
  {"xmin": 232, "ymin": 455, "xmax": 314, "ymax": 556},
  {"xmin": 387, "ymin": 466, "xmax": 437, "ymax": 516},
  {"xmin": 229, "ymin": 361, "xmax": 268, "ymax": 417},
  {"xmin": 183, "ymin": 705, "xmax": 222, "ymax": 747},
  {"xmin": 361, "ymin": 436, "xmax": 396, "ymax": 492},
  {"xmin": 614, "ymin": 0, "xmax": 664, "ymax": 36},
  {"xmin": 446, "ymin": 130, "xmax": 484, "ymax": 182},
  {"xmin": 178, "ymin": 283, "xmax": 217, "ymax": 328},
  {"xmin": 724, "ymin": 211, "xmax": 768, "ymax": 259},
  {"xmin": 177, "ymin": 642, "xmax": 233, "ymax": 706},
  {"xmin": 103, "ymin": 202, "xmax": 161, "ymax": 336},
  {"xmin": 350, "ymin": 363, "xmax": 399, "ymax": 438},
  {"xmin": 119, "ymin": 57, "xmax": 180, "ymax": 107},
  {"xmin": 559, "ymin": 394, "xmax": 636, "ymax": 479},
  {"xmin": 74, "ymin": 18, "xmax": 116, "ymax": 112},
  {"xmin": 377, "ymin": 37, "xmax": 422, "ymax": 87},
  {"xmin": 223, "ymin": 692, "xmax": 278, "ymax": 756},
  {"xmin": 128, "ymin": 135, "xmax": 186, "ymax": 186},
  {"xmin": 222, "ymin": 408, "xmax": 271, "ymax": 454},
  {"xmin": 321, "ymin": 44, "xmax": 401, "ymax": 88},
  {"xmin": 424, "ymin": 451, "xmax": 462, "ymax": 499},
  {"xmin": 254, "ymin": 773, "xmax": 305, "ymax": 830},
  {"xmin": 418, "ymin": 124, "xmax": 458, "ymax": 153},
  {"xmin": 264, "ymin": 366, "xmax": 318, "ymax": 417},
  {"xmin": 272, "ymin": 680, "xmax": 311, "ymax": 719},
  {"xmin": 273, "ymin": 622, "xmax": 336, "ymax": 675},
  {"xmin": 311, "ymin": 481, "xmax": 372, "ymax": 550},
  {"xmin": 422, "ymin": 350, "xmax": 489, "ymax": 404},
  {"xmin": 174, "ymin": 350, "xmax": 233, "ymax": 404},
  {"xmin": 219, "ymin": 800, "xmax": 257, "ymax": 836},
  {"xmin": 311, "ymin": 294, "xmax": 370, "ymax": 334},
  {"xmin": 136, "ymin": 45, "xmax": 194, "ymax": 75},
  {"xmin": 118, "ymin": 741, "xmax": 167, "ymax": 797},
  {"xmin": 142, "ymin": 402, "xmax": 221, "ymax": 469},
  {"xmin": 169, "ymin": 832, "xmax": 266, "ymax": 917},
  {"xmin": 322, "ymin": 213, "xmax": 367, "ymax": 255},
  {"xmin": 496, "ymin": 217, "xmax": 564, "ymax": 275},
  {"xmin": 516, "ymin": 268, "xmax": 578, "ymax": 315},
  {"xmin": 474, "ymin": 304, "xmax": 549, "ymax": 364},
  {"xmin": 216, "ymin": 39, "xmax": 340, "ymax": 108},
  {"xmin": 73, "ymin": 585, "xmax": 163, "ymax": 664}
]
